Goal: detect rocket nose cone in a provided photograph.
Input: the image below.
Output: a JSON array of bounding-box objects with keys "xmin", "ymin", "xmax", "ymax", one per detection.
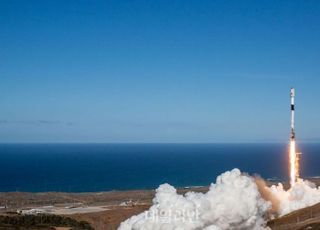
[{"xmin": 291, "ymin": 88, "xmax": 295, "ymax": 96}]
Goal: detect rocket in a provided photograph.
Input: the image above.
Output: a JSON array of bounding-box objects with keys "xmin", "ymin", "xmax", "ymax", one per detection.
[{"xmin": 290, "ymin": 88, "xmax": 295, "ymax": 140}]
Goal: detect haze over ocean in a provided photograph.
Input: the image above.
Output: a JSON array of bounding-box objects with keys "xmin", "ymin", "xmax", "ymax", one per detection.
[{"xmin": 0, "ymin": 143, "xmax": 319, "ymax": 192}]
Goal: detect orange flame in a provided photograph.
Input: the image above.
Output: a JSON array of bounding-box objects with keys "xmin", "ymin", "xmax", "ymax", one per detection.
[{"xmin": 289, "ymin": 140, "xmax": 300, "ymax": 187}]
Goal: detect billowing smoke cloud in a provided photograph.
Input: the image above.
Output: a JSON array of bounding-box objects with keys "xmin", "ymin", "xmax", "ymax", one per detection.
[
  {"xmin": 118, "ymin": 169, "xmax": 271, "ymax": 230},
  {"xmin": 254, "ymin": 177, "xmax": 280, "ymax": 214},
  {"xmin": 270, "ymin": 179, "xmax": 320, "ymax": 215},
  {"xmin": 118, "ymin": 169, "xmax": 320, "ymax": 230}
]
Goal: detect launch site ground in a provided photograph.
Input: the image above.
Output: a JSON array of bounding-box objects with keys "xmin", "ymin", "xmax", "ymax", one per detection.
[{"xmin": 1, "ymin": 178, "xmax": 320, "ymax": 230}]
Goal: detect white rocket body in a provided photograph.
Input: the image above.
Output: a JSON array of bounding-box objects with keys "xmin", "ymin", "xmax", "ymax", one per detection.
[{"xmin": 290, "ymin": 88, "xmax": 295, "ymax": 140}]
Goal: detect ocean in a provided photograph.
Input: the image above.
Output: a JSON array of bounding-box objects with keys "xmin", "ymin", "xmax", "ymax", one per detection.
[{"xmin": 0, "ymin": 143, "xmax": 319, "ymax": 192}]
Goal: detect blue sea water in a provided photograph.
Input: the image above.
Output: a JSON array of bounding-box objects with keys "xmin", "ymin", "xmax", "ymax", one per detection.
[{"xmin": 0, "ymin": 143, "xmax": 319, "ymax": 192}]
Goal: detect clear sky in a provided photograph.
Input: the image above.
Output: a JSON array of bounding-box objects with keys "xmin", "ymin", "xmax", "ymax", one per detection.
[{"xmin": 1, "ymin": 0, "xmax": 320, "ymax": 143}]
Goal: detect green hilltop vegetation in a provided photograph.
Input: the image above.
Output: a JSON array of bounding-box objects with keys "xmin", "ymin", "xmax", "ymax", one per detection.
[{"xmin": 0, "ymin": 213, "xmax": 93, "ymax": 230}]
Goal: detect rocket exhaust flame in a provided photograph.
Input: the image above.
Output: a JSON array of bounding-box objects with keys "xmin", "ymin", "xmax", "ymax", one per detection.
[
  {"xmin": 289, "ymin": 88, "xmax": 300, "ymax": 187},
  {"xmin": 289, "ymin": 140, "xmax": 298, "ymax": 187}
]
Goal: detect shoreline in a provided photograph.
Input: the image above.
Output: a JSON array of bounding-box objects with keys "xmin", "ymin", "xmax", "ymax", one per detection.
[{"xmin": 0, "ymin": 177, "xmax": 286, "ymax": 194}]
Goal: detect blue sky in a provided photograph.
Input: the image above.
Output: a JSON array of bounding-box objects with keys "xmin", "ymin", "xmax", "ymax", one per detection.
[{"xmin": 1, "ymin": 0, "xmax": 320, "ymax": 143}]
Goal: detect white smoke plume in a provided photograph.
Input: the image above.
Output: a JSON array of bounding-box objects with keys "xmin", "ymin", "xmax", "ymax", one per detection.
[
  {"xmin": 118, "ymin": 169, "xmax": 271, "ymax": 230},
  {"xmin": 118, "ymin": 169, "xmax": 320, "ymax": 230},
  {"xmin": 270, "ymin": 179, "xmax": 320, "ymax": 215}
]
